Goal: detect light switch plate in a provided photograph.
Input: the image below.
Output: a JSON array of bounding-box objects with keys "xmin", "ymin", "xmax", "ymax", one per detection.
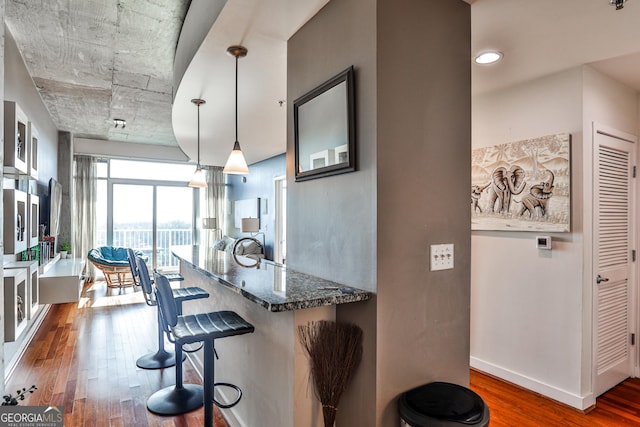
[{"xmin": 430, "ymin": 243, "xmax": 454, "ymax": 271}]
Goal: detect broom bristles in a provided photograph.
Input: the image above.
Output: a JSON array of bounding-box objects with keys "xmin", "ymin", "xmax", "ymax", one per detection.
[{"xmin": 298, "ymin": 320, "xmax": 363, "ymax": 427}]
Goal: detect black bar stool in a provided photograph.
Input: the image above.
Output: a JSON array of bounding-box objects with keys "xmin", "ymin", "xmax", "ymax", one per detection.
[
  {"xmin": 137, "ymin": 259, "xmax": 211, "ymax": 415},
  {"xmin": 127, "ymin": 248, "xmax": 208, "ymax": 372},
  {"xmin": 153, "ymin": 273, "xmax": 254, "ymax": 426}
]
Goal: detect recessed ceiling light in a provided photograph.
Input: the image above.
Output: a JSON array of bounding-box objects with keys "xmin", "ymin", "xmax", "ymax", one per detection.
[
  {"xmin": 113, "ymin": 118, "xmax": 126, "ymax": 128},
  {"xmin": 474, "ymin": 51, "xmax": 503, "ymax": 65}
]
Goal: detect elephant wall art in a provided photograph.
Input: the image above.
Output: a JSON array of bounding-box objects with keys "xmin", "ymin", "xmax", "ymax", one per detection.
[{"xmin": 471, "ymin": 133, "xmax": 571, "ymax": 232}]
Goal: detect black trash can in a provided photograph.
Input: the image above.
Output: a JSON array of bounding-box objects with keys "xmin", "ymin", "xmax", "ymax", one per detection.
[{"xmin": 398, "ymin": 382, "xmax": 490, "ymax": 427}]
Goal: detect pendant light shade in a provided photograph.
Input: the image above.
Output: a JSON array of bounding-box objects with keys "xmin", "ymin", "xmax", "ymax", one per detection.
[
  {"xmin": 224, "ymin": 141, "xmax": 249, "ymax": 174},
  {"xmin": 223, "ymin": 45, "xmax": 249, "ymax": 175},
  {"xmin": 188, "ymin": 167, "xmax": 207, "ymax": 188},
  {"xmin": 189, "ymin": 98, "xmax": 208, "ymax": 188}
]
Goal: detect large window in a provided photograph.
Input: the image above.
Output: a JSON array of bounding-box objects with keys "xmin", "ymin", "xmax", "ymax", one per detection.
[{"xmin": 96, "ymin": 159, "xmax": 199, "ymax": 271}]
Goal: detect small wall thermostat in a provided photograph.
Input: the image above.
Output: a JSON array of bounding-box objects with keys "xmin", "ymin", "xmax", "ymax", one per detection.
[{"xmin": 536, "ymin": 235, "xmax": 552, "ymax": 250}]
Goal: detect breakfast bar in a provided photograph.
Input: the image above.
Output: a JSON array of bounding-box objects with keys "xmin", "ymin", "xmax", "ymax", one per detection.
[{"xmin": 171, "ymin": 245, "xmax": 371, "ymax": 427}]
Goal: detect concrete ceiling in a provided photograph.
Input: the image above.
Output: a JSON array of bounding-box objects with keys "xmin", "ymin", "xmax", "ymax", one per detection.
[
  {"xmin": 5, "ymin": 0, "xmax": 189, "ymax": 146},
  {"xmin": 5, "ymin": 0, "xmax": 640, "ymax": 166}
]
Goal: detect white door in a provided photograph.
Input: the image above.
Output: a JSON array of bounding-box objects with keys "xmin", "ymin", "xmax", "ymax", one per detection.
[{"xmin": 594, "ymin": 125, "xmax": 637, "ymax": 397}]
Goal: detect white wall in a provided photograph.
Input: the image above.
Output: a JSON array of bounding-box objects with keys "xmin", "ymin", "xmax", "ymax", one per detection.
[
  {"xmin": 471, "ymin": 66, "xmax": 639, "ymax": 410},
  {"xmin": 471, "ymin": 67, "xmax": 587, "ymax": 407}
]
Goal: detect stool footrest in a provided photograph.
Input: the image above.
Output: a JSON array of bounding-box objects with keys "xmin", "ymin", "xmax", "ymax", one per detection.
[
  {"xmin": 173, "ymin": 286, "xmax": 209, "ymax": 303},
  {"xmin": 165, "ymin": 273, "xmax": 185, "ymax": 282},
  {"xmin": 213, "ymin": 382, "xmax": 243, "ymax": 409}
]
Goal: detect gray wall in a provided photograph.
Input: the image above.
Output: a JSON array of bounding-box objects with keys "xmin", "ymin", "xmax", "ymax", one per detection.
[
  {"xmin": 287, "ymin": 0, "xmax": 377, "ymax": 291},
  {"xmin": 0, "ymin": 0, "xmax": 6, "ymax": 395},
  {"xmin": 226, "ymin": 153, "xmax": 285, "ymax": 260},
  {"xmin": 288, "ymin": 1, "xmax": 378, "ymax": 422},
  {"xmin": 4, "ymin": 27, "xmax": 58, "ymax": 192},
  {"xmin": 288, "ymin": 0, "xmax": 471, "ymax": 425},
  {"xmin": 376, "ymin": 0, "xmax": 471, "ymax": 424},
  {"xmin": 4, "ymin": 25, "xmax": 58, "ymax": 239},
  {"xmin": 1, "ymin": 21, "xmax": 60, "ymax": 392}
]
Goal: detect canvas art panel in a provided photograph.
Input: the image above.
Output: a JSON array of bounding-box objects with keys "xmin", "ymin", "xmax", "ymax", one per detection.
[{"xmin": 471, "ymin": 133, "xmax": 571, "ymax": 232}]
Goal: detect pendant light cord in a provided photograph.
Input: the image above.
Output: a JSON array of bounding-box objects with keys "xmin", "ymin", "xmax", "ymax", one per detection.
[
  {"xmin": 235, "ymin": 53, "xmax": 239, "ymax": 144},
  {"xmin": 197, "ymin": 102, "xmax": 201, "ymax": 168}
]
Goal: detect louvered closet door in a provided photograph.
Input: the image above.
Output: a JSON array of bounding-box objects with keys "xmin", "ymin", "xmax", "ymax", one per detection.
[{"xmin": 594, "ymin": 128, "xmax": 636, "ymax": 397}]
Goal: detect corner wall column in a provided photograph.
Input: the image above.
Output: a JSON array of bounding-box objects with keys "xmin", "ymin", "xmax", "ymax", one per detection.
[{"xmin": 57, "ymin": 131, "xmax": 73, "ymax": 252}]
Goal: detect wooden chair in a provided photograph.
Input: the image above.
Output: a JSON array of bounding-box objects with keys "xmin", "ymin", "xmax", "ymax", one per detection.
[{"xmin": 88, "ymin": 246, "xmax": 142, "ymax": 288}]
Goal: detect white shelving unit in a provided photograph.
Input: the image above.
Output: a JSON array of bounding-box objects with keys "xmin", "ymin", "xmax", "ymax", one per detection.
[
  {"xmin": 4, "ymin": 101, "xmax": 28, "ymax": 175},
  {"xmin": 28, "ymin": 122, "xmax": 39, "ymax": 179},
  {"xmin": 4, "ymin": 260, "xmax": 39, "ymax": 320},
  {"xmin": 3, "ymin": 189, "xmax": 28, "ymax": 255},
  {"xmin": 28, "ymin": 193, "xmax": 39, "ymax": 249},
  {"xmin": 40, "ymin": 258, "xmax": 85, "ymax": 304},
  {"xmin": 4, "ymin": 269, "xmax": 28, "ymax": 342}
]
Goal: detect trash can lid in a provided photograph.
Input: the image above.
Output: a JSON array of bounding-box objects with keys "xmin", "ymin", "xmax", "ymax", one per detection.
[{"xmin": 399, "ymin": 382, "xmax": 485, "ymax": 425}]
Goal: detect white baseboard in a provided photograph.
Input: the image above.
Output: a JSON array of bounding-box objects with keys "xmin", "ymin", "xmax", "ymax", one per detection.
[
  {"xmin": 470, "ymin": 356, "xmax": 595, "ymax": 410},
  {"xmin": 5, "ymin": 304, "xmax": 52, "ymax": 382}
]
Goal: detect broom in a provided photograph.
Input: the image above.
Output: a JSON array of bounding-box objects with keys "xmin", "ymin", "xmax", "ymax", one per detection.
[{"xmin": 298, "ymin": 320, "xmax": 363, "ymax": 427}]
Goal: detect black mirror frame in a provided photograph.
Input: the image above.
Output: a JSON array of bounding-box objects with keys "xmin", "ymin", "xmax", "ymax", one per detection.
[{"xmin": 294, "ymin": 66, "xmax": 356, "ymax": 182}]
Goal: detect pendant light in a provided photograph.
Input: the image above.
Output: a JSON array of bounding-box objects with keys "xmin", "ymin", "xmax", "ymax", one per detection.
[
  {"xmin": 223, "ymin": 45, "xmax": 250, "ymax": 175},
  {"xmin": 188, "ymin": 98, "xmax": 208, "ymax": 188}
]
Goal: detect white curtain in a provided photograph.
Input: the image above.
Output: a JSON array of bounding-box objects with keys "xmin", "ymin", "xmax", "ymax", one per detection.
[
  {"xmin": 205, "ymin": 166, "xmax": 225, "ymax": 243},
  {"xmin": 73, "ymin": 155, "xmax": 97, "ymax": 282}
]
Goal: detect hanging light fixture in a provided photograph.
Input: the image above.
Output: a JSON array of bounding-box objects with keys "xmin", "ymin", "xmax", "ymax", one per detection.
[
  {"xmin": 188, "ymin": 98, "xmax": 208, "ymax": 188},
  {"xmin": 610, "ymin": 0, "xmax": 627, "ymax": 10},
  {"xmin": 223, "ymin": 45, "xmax": 250, "ymax": 175}
]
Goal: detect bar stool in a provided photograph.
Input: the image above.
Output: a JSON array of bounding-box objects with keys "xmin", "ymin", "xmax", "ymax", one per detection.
[
  {"xmin": 152, "ymin": 273, "xmax": 254, "ymax": 426},
  {"xmin": 138, "ymin": 260, "xmax": 211, "ymax": 415},
  {"xmin": 127, "ymin": 248, "xmax": 209, "ymax": 371}
]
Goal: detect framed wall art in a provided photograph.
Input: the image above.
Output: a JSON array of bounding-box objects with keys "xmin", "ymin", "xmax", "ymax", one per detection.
[
  {"xmin": 294, "ymin": 66, "xmax": 356, "ymax": 182},
  {"xmin": 471, "ymin": 133, "xmax": 571, "ymax": 232}
]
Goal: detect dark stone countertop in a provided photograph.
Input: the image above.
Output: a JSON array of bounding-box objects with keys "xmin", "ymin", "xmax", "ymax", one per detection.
[{"xmin": 171, "ymin": 245, "xmax": 371, "ymax": 312}]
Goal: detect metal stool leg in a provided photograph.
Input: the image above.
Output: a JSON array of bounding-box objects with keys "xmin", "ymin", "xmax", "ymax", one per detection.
[
  {"xmin": 146, "ymin": 339, "xmax": 203, "ymax": 415},
  {"xmin": 136, "ymin": 287, "xmax": 197, "ymax": 369},
  {"xmin": 136, "ymin": 308, "xmax": 185, "ymax": 369},
  {"xmin": 204, "ymin": 340, "xmax": 215, "ymax": 426}
]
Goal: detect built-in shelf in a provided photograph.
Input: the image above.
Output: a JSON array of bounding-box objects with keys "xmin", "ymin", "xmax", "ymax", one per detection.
[
  {"xmin": 4, "ymin": 268, "xmax": 28, "ymax": 342},
  {"xmin": 4, "ymin": 260, "xmax": 39, "ymax": 320},
  {"xmin": 40, "ymin": 258, "xmax": 85, "ymax": 304},
  {"xmin": 28, "ymin": 122, "xmax": 39, "ymax": 180},
  {"xmin": 3, "ymin": 189, "xmax": 28, "ymax": 255},
  {"xmin": 4, "ymin": 101, "xmax": 28, "ymax": 175},
  {"xmin": 28, "ymin": 194, "xmax": 39, "ymax": 249}
]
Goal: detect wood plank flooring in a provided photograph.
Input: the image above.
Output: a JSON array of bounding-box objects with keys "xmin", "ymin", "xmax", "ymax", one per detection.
[
  {"xmin": 471, "ymin": 369, "xmax": 640, "ymax": 426},
  {"xmin": 7, "ymin": 278, "xmax": 640, "ymax": 426},
  {"xmin": 5, "ymin": 279, "xmax": 228, "ymax": 427}
]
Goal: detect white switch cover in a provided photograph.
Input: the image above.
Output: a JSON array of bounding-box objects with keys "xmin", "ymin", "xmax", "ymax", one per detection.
[{"xmin": 430, "ymin": 244, "xmax": 454, "ymax": 271}]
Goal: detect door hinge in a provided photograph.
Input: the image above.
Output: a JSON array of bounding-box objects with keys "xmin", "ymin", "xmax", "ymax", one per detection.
[
  {"xmin": 632, "ymin": 333, "xmax": 636, "ymax": 346},
  {"xmin": 634, "ymin": 165, "xmax": 637, "ymax": 178},
  {"xmin": 633, "ymin": 250, "xmax": 637, "ymax": 262}
]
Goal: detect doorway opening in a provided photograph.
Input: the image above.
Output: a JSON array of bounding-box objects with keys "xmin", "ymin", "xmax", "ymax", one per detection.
[{"xmin": 274, "ymin": 175, "xmax": 287, "ymax": 264}]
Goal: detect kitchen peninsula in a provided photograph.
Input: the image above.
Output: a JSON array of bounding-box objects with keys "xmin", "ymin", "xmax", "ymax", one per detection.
[{"xmin": 171, "ymin": 245, "xmax": 371, "ymax": 427}]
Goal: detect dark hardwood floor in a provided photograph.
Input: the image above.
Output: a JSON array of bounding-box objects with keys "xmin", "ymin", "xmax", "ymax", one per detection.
[
  {"xmin": 5, "ymin": 279, "xmax": 228, "ymax": 427},
  {"xmin": 471, "ymin": 369, "xmax": 640, "ymax": 426},
  {"xmin": 7, "ymin": 278, "xmax": 640, "ymax": 426}
]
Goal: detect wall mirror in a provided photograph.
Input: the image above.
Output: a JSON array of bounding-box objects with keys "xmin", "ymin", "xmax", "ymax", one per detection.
[{"xmin": 294, "ymin": 66, "xmax": 356, "ymax": 182}]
